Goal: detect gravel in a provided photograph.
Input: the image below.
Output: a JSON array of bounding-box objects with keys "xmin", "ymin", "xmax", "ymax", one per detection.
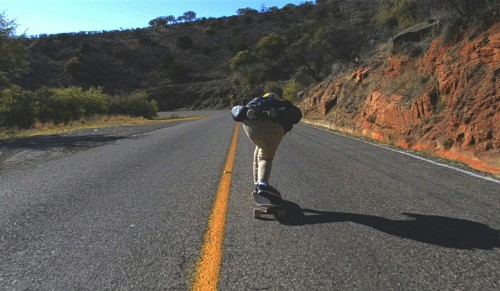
[{"xmin": 0, "ymin": 121, "xmax": 186, "ymax": 174}]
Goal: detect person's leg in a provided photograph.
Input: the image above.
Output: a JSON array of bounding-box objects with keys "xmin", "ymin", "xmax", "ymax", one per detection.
[
  {"xmin": 256, "ymin": 128, "xmax": 283, "ymax": 183},
  {"xmin": 253, "ymin": 146, "xmax": 259, "ymax": 184},
  {"xmin": 243, "ymin": 119, "xmax": 284, "ymax": 200},
  {"xmin": 243, "ymin": 120, "xmax": 262, "ymax": 187}
]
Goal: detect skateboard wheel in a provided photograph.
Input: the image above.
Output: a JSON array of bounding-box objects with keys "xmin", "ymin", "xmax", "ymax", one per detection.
[
  {"xmin": 253, "ymin": 208, "xmax": 261, "ymax": 219},
  {"xmin": 277, "ymin": 208, "xmax": 286, "ymax": 218}
]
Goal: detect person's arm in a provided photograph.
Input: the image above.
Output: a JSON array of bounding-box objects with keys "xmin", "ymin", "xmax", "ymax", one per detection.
[
  {"xmin": 276, "ymin": 101, "xmax": 302, "ymax": 125},
  {"xmin": 231, "ymin": 105, "xmax": 248, "ymax": 122}
]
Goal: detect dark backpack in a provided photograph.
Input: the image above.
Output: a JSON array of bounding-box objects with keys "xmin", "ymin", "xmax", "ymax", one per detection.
[{"xmin": 231, "ymin": 96, "xmax": 302, "ymax": 133}]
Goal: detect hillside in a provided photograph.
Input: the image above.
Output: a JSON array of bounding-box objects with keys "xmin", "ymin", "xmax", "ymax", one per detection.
[
  {"xmin": 300, "ymin": 21, "xmax": 499, "ymax": 175},
  {"xmin": 18, "ymin": 1, "xmax": 384, "ymax": 109}
]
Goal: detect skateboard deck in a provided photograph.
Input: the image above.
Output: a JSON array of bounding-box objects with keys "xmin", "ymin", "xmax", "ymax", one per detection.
[{"xmin": 252, "ymin": 191, "xmax": 286, "ymax": 218}]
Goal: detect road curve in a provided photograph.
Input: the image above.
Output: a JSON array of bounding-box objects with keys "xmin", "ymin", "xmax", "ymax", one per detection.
[{"xmin": 1, "ymin": 111, "xmax": 499, "ymax": 290}]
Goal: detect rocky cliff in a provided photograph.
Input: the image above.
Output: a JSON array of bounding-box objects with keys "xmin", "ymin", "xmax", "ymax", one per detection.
[{"xmin": 300, "ymin": 22, "xmax": 499, "ymax": 176}]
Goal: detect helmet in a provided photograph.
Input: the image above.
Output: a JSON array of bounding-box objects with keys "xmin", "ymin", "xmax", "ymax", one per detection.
[{"xmin": 263, "ymin": 92, "xmax": 283, "ymax": 101}]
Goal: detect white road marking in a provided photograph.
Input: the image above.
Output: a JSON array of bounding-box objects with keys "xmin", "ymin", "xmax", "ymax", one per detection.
[{"xmin": 302, "ymin": 123, "xmax": 500, "ymax": 185}]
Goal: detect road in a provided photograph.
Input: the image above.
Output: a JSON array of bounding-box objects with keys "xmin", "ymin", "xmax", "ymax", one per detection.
[{"xmin": 1, "ymin": 111, "xmax": 499, "ymax": 290}]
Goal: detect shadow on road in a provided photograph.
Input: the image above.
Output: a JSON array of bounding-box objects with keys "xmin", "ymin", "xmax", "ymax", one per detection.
[
  {"xmin": 0, "ymin": 134, "xmax": 129, "ymax": 150},
  {"xmin": 277, "ymin": 200, "xmax": 500, "ymax": 250}
]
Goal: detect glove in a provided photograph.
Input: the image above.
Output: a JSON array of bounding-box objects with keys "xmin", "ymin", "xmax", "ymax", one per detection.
[
  {"xmin": 265, "ymin": 108, "xmax": 278, "ymax": 118},
  {"xmin": 246, "ymin": 108, "xmax": 258, "ymax": 119}
]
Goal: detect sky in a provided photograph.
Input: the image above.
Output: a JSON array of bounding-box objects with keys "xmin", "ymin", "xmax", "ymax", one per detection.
[{"xmin": 1, "ymin": 0, "xmax": 306, "ymax": 36}]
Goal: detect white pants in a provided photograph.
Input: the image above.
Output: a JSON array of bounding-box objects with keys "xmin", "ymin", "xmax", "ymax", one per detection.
[{"xmin": 242, "ymin": 118, "xmax": 284, "ymax": 183}]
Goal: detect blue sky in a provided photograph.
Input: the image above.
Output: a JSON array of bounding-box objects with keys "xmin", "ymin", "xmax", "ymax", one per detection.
[{"xmin": 1, "ymin": 0, "xmax": 306, "ymax": 36}]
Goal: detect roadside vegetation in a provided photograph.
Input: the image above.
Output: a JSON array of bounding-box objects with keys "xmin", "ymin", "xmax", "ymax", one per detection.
[{"xmin": 0, "ymin": 86, "xmax": 158, "ymax": 128}]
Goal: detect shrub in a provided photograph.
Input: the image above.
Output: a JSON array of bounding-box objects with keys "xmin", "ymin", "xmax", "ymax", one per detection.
[
  {"xmin": 263, "ymin": 82, "xmax": 283, "ymax": 96},
  {"xmin": 176, "ymin": 35, "xmax": 194, "ymax": 50},
  {"xmin": 230, "ymin": 50, "xmax": 258, "ymax": 71},
  {"xmin": 46, "ymin": 87, "xmax": 85, "ymax": 123},
  {"xmin": 377, "ymin": 0, "xmax": 417, "ymax": 27},
  {"xmin": 0, "ymin": 86, "xmax": 158, "ymax": 128},
  {"xmin": 35, "ymin": 87, "xmax": 53, "ymax": 123},
  {"xmin": 200, "ymin": 46, "xmax": 212, "ymax": 55},
  {"xmin": 231, "ymin": 62, "xmax": 267, "ymax": 92},
  {"xmin": 81, "ymin": 87, "xmax": 108, "ymax": 115},
  {"xmin": 125, "ymin": 91, "xmax": 158, "ymax": 119},
  {"xmin": 283, "ymin": 80, "xmax": 304, "ymax": 101},
  {"xmin": 0, "ymin": 12, "xmax": 29, "ymax": 86},
  {"xmin": 42, "ymin": 87, "xmax": 108, "ymax": 125},
  {"xmin": 255, "ymin": 33, "xmax": 286, "ymax": 59},
  {"xmin": 64, "ymin": 57, "xmax": 82, "ymax": 78},
  {"xmin": 109, "ymin": 91, "xmax": 158, "ymax": 119},
  {"xmin": 165, "ymin": 62, "xmax": 190, "ymax": 83},
  {"xmin": 0, "ymin": 86, "xmax": 36, "ymax": 128}
]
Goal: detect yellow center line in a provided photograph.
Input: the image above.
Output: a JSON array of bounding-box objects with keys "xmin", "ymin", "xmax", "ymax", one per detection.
[{"xmin": 192, "ymin": 123, "xmax": 240, "ymax": 291}]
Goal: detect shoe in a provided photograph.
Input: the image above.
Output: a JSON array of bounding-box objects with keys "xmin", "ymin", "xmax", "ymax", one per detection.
[{"xmin": 256, "ymin": 184, "xmax": 282, "ymax": 203}]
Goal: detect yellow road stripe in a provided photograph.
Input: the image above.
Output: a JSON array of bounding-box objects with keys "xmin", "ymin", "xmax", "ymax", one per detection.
[{"xmin": 192, "ymin": 124, "xmax": 240, "ymax": 291}]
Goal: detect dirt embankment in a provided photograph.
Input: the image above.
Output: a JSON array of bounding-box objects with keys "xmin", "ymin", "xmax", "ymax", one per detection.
[{"xmin": 300, "ymin": 22, "xmax": 499, "ymax": 176}]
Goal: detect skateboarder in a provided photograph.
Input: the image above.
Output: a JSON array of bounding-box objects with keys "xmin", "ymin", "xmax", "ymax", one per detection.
[{"xmin": 231, "ymin": 92, "xmax": 302, "ymax": 203}]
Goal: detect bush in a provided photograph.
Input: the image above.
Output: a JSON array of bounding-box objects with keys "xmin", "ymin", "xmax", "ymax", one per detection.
[
  {"xmin": 377, "ymin": 0, "xmax": 417, "ymax": 27},
  {"xmin": 165, "ymin": 62, "xmax": 190, "ymax": 83},
  {"xmin": 109, "ymin": 91, "xmax": 158, "ymax": 119},
  {"xmin": 81, "ymin": 87, "xmax": 108, "ymax": 115},
  {"xmin": 176, "ymin": 35, "xmax": 194, "ymax": 50},
  {"xmin": 0, "ymin": 86, "xmax": 36, "ymax": 128},
  {"xmin": 255, "ymin": 33, "xmax": 286, "ymax": 59},
  {"xmin": 231, "ymin": 62, "xmax": 267, "ymax": 92},
  {"xmin": 230, "ymin": 50, "xmax": 258, "ymax": 71},
  {"xmin": 46, "ymin": 87, "xmax": 85, "ymax": 124},
  {"xmin": 126, "ymin": 91, "xmax": 158, "ymax": 119},
  {"xmin": 64, "ymin": 57, "xmax": 82, "ymax": 78},
  {"xmin": 0, "ymin": 86, "xmax": 158, "ymax": 128},
  {"xmin": 263, "ymin": 82, "xmax": 283, "ymax": 96},
  {"xmin": 283, "ymin": 80, "xmax": 304, "ymax": 101}
]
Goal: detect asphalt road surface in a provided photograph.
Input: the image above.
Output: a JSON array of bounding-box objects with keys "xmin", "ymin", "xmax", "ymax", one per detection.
[{"xmin": 1, "ymin": 111, "xmax": 499, "ymax": 290}]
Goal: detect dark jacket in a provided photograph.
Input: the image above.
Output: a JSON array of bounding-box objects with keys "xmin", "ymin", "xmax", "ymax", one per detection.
[{"xmin": 231, "ymin": 97, "xmax": 302, "ymax": 133}]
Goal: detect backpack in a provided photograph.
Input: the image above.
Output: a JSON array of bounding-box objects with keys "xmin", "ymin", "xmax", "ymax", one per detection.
[{"xmin": 238, "ymin": 97, "xmax": 302, "ymax": 133}]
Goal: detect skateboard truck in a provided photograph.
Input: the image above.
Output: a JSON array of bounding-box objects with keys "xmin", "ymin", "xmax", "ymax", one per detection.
[
  {"xmin": 253, "ymin": 205, "xmax": 286, "ymax": 219},
  {"xmin": 252, "ymin": 191, "xmax": 286, "ymax": 219}
]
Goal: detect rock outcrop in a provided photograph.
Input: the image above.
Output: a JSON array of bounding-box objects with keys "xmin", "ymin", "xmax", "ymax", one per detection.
[{"xmin": 300, "ymin": 22, "xmax": 499, "ymax": 175}]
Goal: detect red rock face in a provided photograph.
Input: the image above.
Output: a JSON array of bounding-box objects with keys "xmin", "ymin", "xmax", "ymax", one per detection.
[{"xmin": 300, "ymin": 23, "xmax": 499, "ymax": 175}]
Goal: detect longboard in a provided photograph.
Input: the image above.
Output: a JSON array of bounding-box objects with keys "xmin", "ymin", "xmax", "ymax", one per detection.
[{"xmin": 252, "ymin": 191, "xmax": 286, "ymax": 218}]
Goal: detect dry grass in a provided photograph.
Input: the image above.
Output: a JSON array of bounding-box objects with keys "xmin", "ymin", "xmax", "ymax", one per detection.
[{"xmin": 0, "ymin": 114, "xmax": 205, "ymax": 140}]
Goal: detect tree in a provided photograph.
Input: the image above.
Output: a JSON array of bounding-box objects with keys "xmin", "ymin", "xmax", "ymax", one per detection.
[
  {"xmin": 0, "ymin": 11, "xmax": 29, "ymax": 87},
  {"xmin": 444, "ymin": 0, "xmax": 489, "ymax": 18},
  {"xmin": 149, "ymin": 15, "xmax": 176, "ymax": 27},
  {"xmin": 178, "ymin": 11, "xmax": 197, "ymax": 22},
  {"xmin": 314, "ymin": 0, "xmax": 340, "ymax": 18},
  {"xmin": 255, "ymin": 33, "xmax": 286, "ymax": 59},
  {"xmin": 287, "ymin": 22, "xmax": 364, "ymax": 83},
  {"xmin": 164, "ymin": 15, "xmax": 176, "ymax": 25},
  {"xmin": 236, "ymin": 7, "xmax": 259, "ymax": 17},
  {"xmin": 149, "ymin": 17, "xmax": 167, "ymax": 27},
  {"xmin": 185, "ymin": 11, "xmax": 197, "ymax": 21}
]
